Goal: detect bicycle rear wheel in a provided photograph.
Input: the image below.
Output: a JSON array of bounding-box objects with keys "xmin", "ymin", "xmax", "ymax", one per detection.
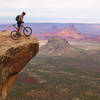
[
  {"xmin": 10, "ymin": 30, "xmax": 19, "ymax": 40},
  {"xmin": 23, "ymin": 27, "xmax": 32, "ymax": 37}
]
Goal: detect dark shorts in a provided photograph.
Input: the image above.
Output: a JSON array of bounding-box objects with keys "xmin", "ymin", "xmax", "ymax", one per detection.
[{"xmin": 17, "ymin": 21, "xmax": 23, "ymax": 27}]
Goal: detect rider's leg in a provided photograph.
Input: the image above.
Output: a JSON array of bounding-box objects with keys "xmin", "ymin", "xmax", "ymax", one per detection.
[
  {"xmin": 19, "ymin": 25, "xmax": 23, "ymax": 33},
  {"xmin": 17, "ymin": 22, "xmax": 21, "ymax": 34},
  {"xmin": 17, "ymin": 21, "xmax": 22, "ymax": 34},
  {"xmin": 17, "ymin": 21, "xmax": 24, "ymax": 35},
  {"xmin": 17, "ymin": 26, "xmax": 20, "ymax": 33}
]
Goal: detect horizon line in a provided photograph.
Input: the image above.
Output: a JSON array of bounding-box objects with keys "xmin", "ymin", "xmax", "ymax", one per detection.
[
  {"xmin": 0, "ymin": 16, "xmax": 100, "ymax": 24},
  {"xmin": 0, "ymin": 22, "xmax": 100, "ymax": 25}
]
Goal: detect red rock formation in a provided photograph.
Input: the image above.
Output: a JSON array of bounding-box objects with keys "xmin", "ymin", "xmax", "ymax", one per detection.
[
  {"xmin": 59, "ymin": 24, "xmax": 86, "ymax": 39},
  {"xmin": 33, "ymin": 24, "xmax": 86, "ymax": 39}
]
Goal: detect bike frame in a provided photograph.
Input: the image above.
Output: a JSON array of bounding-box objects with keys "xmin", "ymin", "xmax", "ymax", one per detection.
[{"xmin": 13, "ymin": 24, "xmax": 25, "ymax": 32}]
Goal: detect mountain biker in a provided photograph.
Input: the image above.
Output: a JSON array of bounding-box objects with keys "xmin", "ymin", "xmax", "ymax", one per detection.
[{"xmin": 16, "ymin": 12, "xmax": 26, "ymax": 35}]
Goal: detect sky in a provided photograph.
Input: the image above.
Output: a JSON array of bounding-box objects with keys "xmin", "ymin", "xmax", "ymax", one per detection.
[{"xmin": 0, "ymin": 0, "xmax": 100, "ymax": 23}]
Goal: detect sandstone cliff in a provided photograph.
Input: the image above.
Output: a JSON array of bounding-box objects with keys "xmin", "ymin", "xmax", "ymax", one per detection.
[
  {"xmin": 39, "ymin": 38, "xmax": 86, "ymax": 58},
  {"xmin": 0, "ymin": 32, "xmax": 39, "ymax": 100}
]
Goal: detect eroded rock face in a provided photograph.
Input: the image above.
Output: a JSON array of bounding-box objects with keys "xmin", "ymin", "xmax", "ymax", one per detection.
[
  {"xmin": 39, "ymin": 38, "xmax": 86, "ymax": 57},
  {"xmin": 39, "ymin": 38, "xmax": 72, "ymax": 56},
  {"xmin": 0, "ymin": 32, "xmax": 39, "ymax": 100}
]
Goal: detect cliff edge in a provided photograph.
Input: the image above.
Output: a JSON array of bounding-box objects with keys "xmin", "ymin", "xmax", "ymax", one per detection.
[{"xmin": 0, "ymin": 32, "xmax": 39, "ymax": 100}]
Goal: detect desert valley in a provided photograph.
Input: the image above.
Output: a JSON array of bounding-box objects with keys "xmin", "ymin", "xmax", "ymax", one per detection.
[{"xmin": 0, "ymin": 23, "xmax": 98, "ymax": 100}]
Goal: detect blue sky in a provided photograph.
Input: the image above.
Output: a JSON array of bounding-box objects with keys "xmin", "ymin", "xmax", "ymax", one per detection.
[{"xmin": 0, "ymin": 0, "xmax": 100, "ymax": 23}]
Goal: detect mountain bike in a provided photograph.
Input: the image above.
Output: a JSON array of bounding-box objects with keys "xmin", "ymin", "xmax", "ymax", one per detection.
[{"xmin": 10, "ymin": 24, "xmax": 32, "ymax": 40}]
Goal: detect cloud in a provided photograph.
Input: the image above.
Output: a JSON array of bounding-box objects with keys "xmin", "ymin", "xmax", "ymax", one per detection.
[{"xmin": 0, "ymin": 0, "xmax": 100, "ymax": 23}]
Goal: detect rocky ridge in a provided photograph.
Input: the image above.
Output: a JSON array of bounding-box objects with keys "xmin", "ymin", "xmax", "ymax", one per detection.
[{"xmin": 0, "ymin": 32, "xmax": 39, "ymax": 100}]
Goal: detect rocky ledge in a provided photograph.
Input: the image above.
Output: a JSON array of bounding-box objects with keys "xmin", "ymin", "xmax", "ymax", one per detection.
[{"xmin": 0, "ymin": 31, "xmax": 39, "ymax": 100}]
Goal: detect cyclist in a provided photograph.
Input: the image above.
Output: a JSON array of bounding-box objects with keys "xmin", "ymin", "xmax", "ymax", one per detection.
[{"xmin": 16, "ymin": 12, "xmax": 26, "ymax": 35}]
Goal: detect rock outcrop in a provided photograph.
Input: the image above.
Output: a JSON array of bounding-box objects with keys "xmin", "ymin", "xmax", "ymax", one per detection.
[
  {"xmin": 39, "ymin": 38, "xmax": 83, "ymax": 57},
  {"xmin": 59, "ymin": 24, "xmax": 86, "ymax": 39},
  {"xmin": 0, "ymin": 32, "xmax": 39, "ymax": 100}
]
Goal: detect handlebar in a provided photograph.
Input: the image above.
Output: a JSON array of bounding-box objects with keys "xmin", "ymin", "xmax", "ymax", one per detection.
[{"xmin": 13, "ymin": 24, "xmax": 16, "ymax": 27}]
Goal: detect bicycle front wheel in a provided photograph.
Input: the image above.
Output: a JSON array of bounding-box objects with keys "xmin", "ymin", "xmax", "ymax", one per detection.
[{"xmin": 23, "ymin": 27, "xmax": 32, "ymax": 37}]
